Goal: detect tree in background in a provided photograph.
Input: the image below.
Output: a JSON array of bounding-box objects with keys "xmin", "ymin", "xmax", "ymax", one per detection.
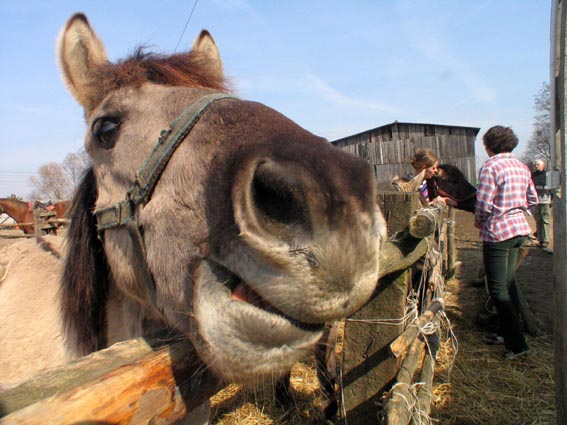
[
  {"xmin": 522, "ymin": 82, "xmax": 551, "ymax": 166},
  {"xmin": 62, "ymin": 151, "xmax": 90, "ymax": 190},
  {"xmin": 29, "ymin": 150, "xmax": 90, "ymax": 200}
]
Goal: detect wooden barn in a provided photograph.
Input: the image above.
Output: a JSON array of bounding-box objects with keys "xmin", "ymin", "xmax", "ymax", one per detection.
[{"xmin": 332, "ymin": 121, "xmax": 480, "ymax": 184}]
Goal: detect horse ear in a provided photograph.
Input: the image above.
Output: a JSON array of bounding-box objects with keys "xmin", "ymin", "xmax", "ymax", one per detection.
[
  {"xmin": 191, "ymin": 30, "xmax": 224, "ymax": 80},
  {"xmin": 391, "ymin": 169, "xmax": 426, "ymax": 193},
  {"xmin": 57, "ymin": 13, "xmax": 109, "ymax": 111}
]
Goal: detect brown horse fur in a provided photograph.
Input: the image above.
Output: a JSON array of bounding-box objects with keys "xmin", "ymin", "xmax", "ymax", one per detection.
[
  {"xmin": 0, "ymin": 198, "xmax": 70, "ymax": 234},
  {"xmin": 434, "ymin": 164, "xmax": 477, "ymax": 212},
  {"xmin": 391, "ymin": 169, "xmax": 426, "ymax": 193},
  {"xmin": 58, "ymin": 14, "xmax": 230, "ymax": 112},
  {"xmin": 0, "ymin": 236, "xmax": 79, "ymax": 387},
  {"xmin": 0, "ymin": 13, "xmax": 388, "ymax": 410}
]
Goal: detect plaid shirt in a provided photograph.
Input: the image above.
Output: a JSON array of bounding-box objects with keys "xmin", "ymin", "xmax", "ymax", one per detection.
[{"xmin": 475, "ymin": 153, "xmax": 538, "ymax": 242}]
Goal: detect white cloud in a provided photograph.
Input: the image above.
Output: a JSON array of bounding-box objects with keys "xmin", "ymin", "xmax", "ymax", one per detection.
[
  {"xmin": 398, "ymin": 7, "xmax": 495, "ymax": 105},
  {"xmin": 420, "ymin": 39, "xmax": 493, "ymax": 103},
  {"xmin": 303, "ymin": 72, "xmax": 401, "ymax": 114}
]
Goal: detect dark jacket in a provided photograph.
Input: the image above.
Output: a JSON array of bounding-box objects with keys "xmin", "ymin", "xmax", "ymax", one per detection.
[{"xmin": 531, "ymin": 169, "xmax": 552, "ymax": 204}]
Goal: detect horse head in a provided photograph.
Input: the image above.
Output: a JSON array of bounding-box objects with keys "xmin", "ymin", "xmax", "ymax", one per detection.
[
  {"xmin": 435, "ymin": 164, "xmax": 477, "ymax": 213},
  {"xmin": 59, "ymin": 14, "xmax": 386, "ymax": 386}
]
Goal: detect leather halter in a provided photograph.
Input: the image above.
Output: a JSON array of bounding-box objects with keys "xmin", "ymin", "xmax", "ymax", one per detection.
[{"xmin": 95, "ymin": 92, "xmax": 237, "ymax": 315}]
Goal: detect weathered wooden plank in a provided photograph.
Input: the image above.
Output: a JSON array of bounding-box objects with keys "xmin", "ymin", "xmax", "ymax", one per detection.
[
  {"xmin": 0, "ymin": 339, "xmax": 154, "ymax": 414},
  {"xmin": 412, "ymin": 332, "xmax": 440, "ymax": 425},
  {"xmin": 342, "ymin": 268, "xmax": 411, "ymax": 424},
  {"xmin": 408, "ymin": 202, "xmax": 446, "ymax": 239},
  {"xmin": 0, "ymin": 339, "xmax": 217, "ymax": 424},
  {"xmin": 553, "ymin": 2, "xmax": 567, "ymax": 423},
  {"xmin": 389, "ymin": 299, "xmax": 444, "ymax": 359},
  {"xmin": 383, "ymin": 336, "xmax": 426, "ymax": 425},
  {"xmin": 446, "ymin": 207, "xmax": 457, "ymax": 274},
  {"xmin": 376, "ymin": 192, "xmax": 422, "ymax": 236},
  {"xmin": 341, "ymin": 193, "xmax": 446, "ymax": 423}
]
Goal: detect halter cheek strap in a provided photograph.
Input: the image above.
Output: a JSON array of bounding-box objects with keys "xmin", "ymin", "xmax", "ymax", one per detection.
[{"xmin": 95, "ymin": 92, "xmax": 237, "ymax": 316}]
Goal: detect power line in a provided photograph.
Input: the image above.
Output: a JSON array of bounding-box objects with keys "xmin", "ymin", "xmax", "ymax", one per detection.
[{"xmin": 174, "ymin": 0, "xmax": 200, "ymax": 52}]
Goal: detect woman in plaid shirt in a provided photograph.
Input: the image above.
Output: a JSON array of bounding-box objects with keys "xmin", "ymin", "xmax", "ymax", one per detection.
[{"xmin": 475, "ymin": 126, "xmax": 538, "ymax": 359}]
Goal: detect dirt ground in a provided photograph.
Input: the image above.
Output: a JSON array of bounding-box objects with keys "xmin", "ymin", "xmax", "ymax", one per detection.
[{"xmin": 0, "ymin": 210, "xmax": 557, "ymax": 424}]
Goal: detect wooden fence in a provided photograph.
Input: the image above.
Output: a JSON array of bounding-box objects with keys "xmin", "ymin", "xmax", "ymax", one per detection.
[
  {"xmin": 0, "ymin": 213, "xmax": 69, "ymax": 237},
  {"xmin": 340, "ymin": 190, "xmax": 453, "ymax": 424}
]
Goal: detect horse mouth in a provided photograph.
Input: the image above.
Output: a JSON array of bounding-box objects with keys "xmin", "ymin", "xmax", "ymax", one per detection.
[
  {"xmin": 193, "ymin": 260, "xmax": 325, "ymax": 384},
  {"xmin": 229, "ymin": 278, "xmax": 325, "ymax": 332}
]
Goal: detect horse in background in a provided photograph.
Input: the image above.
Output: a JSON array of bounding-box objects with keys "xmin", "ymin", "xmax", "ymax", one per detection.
[
  {"xmin": 433, "ymin": 163, "xmax": 477, "ymax": 212},
  {"xmin": 0, "ymin": 198, "xmax": 70, "ymax": 234},
  {"xmin": 386, "ymin": 164, "xmax": 476, "ymax": 210}
]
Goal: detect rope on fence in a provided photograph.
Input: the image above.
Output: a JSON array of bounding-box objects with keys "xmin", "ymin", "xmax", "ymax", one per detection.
[
  {"xmin": 380, "ymin": 202, "xmax": 456, "ymax": 424},
  {"xmin": 332, "ymin": 201, "xmax": 460, "ymax": 423},
  {"xmin": 346, "ymin": 295, "xmax": 419, "ymax": 328},
  {"xmin": 383, "ymin": 336, "xmax": 426, "ymax": 424}
]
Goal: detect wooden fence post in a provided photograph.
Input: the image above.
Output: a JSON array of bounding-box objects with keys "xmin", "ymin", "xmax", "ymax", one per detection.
[
  {"xmin": 341, "ymin": 268, "xmax": 412, "ymax": 423},
  {"xmin": 341, "ymin": 192, "xmax": 421, "ymax": 423},
  {"xmin": 446, "ymin": 207, "xmax": 456, "ymax": 275},
  {"xmin": 341, "ymin": 192, "xmax": 448, "ymax": 423}
]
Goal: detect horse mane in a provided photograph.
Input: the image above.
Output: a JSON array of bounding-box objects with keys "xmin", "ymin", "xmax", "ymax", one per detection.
[
  {"xmin": 438, "ymin": 163, "xmax": 468, "ymax": 181},
  {"xmin": 89, "ymin": 48, "xmax": 232, "ymax": 98},
  {"xmin": 61, "ymin": 167, "xmax": 110, "ymax": 355}
]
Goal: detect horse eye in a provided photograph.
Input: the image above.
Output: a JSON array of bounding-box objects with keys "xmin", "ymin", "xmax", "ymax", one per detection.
[{"xmin": 92, "ymin": 117, "xmax": 120, "ymax": 149}]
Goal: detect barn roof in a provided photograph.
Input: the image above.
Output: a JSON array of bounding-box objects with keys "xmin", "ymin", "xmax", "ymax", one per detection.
[{"xmin": 332, "ymin": 121, "xmax": 480, "ymax": 145}]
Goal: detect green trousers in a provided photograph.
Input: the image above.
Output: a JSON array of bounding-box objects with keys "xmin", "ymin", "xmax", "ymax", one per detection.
[
  {"xmin": 533, "ymin": 203, "xmax": 551, "ymax": 244},
  {"xmin": 483, "ymin": 236, "xmax": 528, "ymax": 353}
]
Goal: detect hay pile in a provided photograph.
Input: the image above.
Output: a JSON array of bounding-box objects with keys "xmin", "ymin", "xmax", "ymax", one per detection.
[{"xmin": 210, "ymin": 360, "xmax": 326, "ymax": 424}]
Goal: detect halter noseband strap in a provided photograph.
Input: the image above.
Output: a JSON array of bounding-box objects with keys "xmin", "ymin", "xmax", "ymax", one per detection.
[{"xmin": 95, "ymin": 92, "xmax": 237, "ymax": 315}]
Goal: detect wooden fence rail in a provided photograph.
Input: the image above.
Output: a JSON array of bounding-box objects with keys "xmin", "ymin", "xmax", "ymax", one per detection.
[
  {"xmin": 0, "ymin": 339, "xmax": 210, "ymax": 424},
  {"xmin": 0, "ymin": 219, "xmax": 69, "ymax": 235}
]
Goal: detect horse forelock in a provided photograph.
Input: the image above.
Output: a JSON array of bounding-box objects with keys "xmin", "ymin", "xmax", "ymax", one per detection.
[
  {"xmin": 61, "ymin": 167, "xmax": 110, "ymax": 355},
  {"xmin": 89, "ymin": 49, "xmax": 232, "ymax": 102}
]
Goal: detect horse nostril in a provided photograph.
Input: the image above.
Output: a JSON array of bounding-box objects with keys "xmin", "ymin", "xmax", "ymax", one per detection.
[{"xmin": 251, "ymin": 161, "xmax": 312, "ymax": 242}]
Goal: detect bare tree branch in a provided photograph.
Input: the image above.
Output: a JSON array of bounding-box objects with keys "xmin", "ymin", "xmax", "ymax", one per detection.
[
  {"xmin": 522, "ymin": 82, "xmax": 551, "ymax": 166},
  {"xmin": 29, "ymin": 150, "xmax": 90, "ymax": 200}
]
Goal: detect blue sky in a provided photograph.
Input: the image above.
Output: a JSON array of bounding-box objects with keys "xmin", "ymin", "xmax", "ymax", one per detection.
[{"xmin": 0, "ymin": 1, "xmax": 551, "ymax": 198}]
